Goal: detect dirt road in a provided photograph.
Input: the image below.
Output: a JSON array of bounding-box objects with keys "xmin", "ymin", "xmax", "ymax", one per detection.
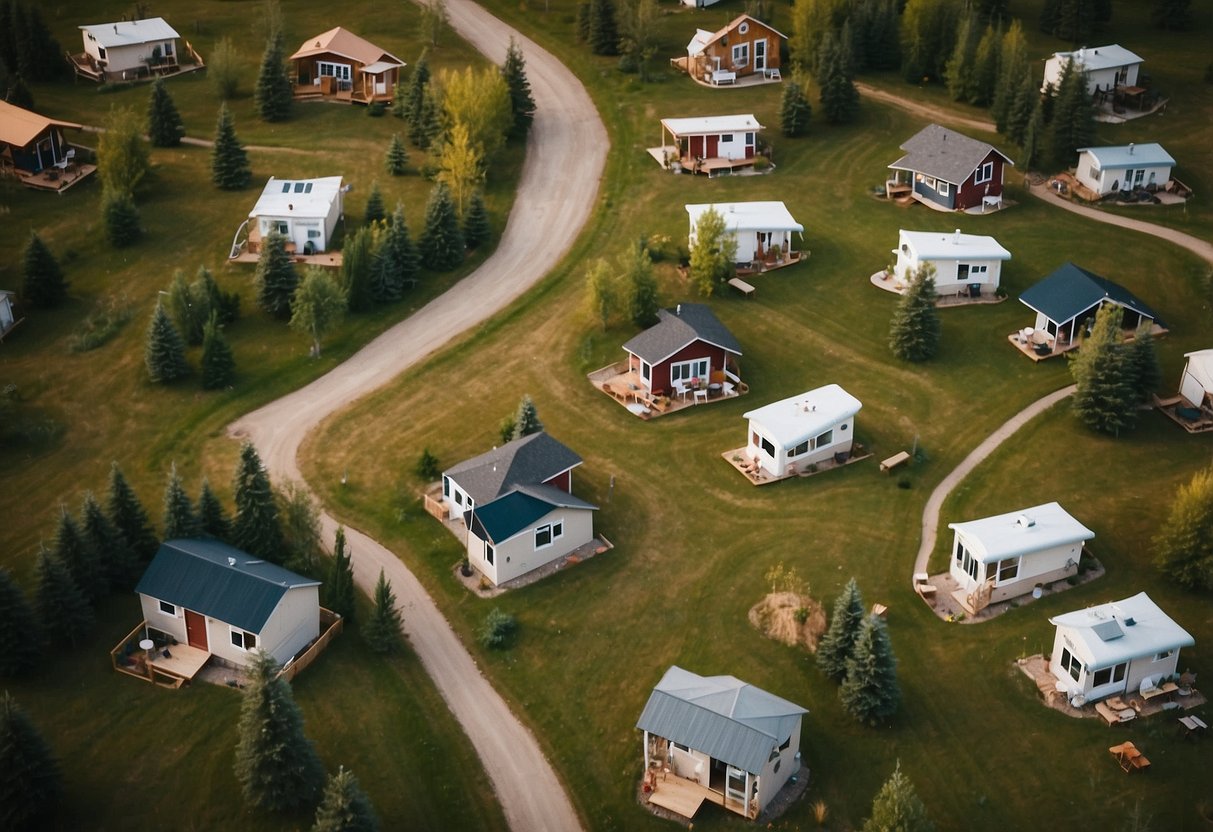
[
  {"xmin": 230, "ymin": 4, "xmax": 604, "ymax": 830},
  {"xmin": 855, "ymin": 81, "xmax": 997, "ymax": 133}
]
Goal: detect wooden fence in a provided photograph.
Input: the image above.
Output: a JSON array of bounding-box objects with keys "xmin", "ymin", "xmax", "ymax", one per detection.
[{"xmin": 278, "ymin": 607, "xmax": 343, "ymax": 683}]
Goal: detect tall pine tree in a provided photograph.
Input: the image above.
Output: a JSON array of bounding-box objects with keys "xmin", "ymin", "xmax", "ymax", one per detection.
[
  {"xmin": 34, "ymin": 550, "xmax": 93, "ymax": 647},
  {"xmin": 385, "ymin": 133, "xmax": 409, "ymax": 175},
  {"xmin": 1070, "ymin": 302, "xmax": 1136, "ymax": 435},
  {"xmin": 780, "ymin": 79, "xmax": 812, "ymax": 138},
  {"xmin": 817, "ymin": 30, "xmax": 859, "ymax": 125},
  {"xmin": 324, "ymin": 527, "xmax": 356, "ymax": 623},
  {"xmin": 462, "ymin": 190, "xmax": 491, "ymax": 251},
  {"xmin": 201, "ymin": 312, "xmax": 237, "ymax": 390},
  {"xmin": 144, "ymin": 302, "xmax": 190, "ymax": 384},
  {"xmin": 588, "ymin": 0, "xmax": 619, "ymax": 56},
  {"xmin": 839, "ymin": 613, "xmax": 901, "ymax": 725},
  {"xmin": 254, "ymin": 27, "xmax": 292, "ymax": 122},
  {"xmin": 362, "ymin": 568, "xmax": 403, "ymax": 654},
  {"xmin": 147, "ymin": 78, "xmax": 185, "ymax": 147},
  {"xmin": 80, "ymin": 492, "xmax": 138, "ymax": 594},
  {"xmin": 419, "ymin": 183, "xmax": 465, "ymax": 271},
  {"xmin": 372, "ymin": 206, "xmax": 421, "ymax": 303},
  {"xmin": 21, "ymin": 231, "xmax": 67, "ymax": 309},
  {"xmin": 1152, "ymin": 465, "xmax": 1213, "ymax": 591},
  {"xmin": 889, "ymin": 264, "xmax": 941, "ymax": 362},
  {"xmin": 233, "ymin": 442, "xmax": 286, "ymax": 564},
  {"xmin": 501, "ymin": 38, "xmax": 535, "ymax": 140},
  {"xmin": 0, "ymin": 692, "xmax": 62, "ymax": 831},
  {"xmin": 1047, "ymin": 57, "xmax": 1096, "ymax": 169},
  {"xmin": 52, "ymin": 507, "xmax": 105, "ymax": 601},
  {"xmin": 816, "ymin": 578, "xmax": 865, "ymax": 680},
  {"xmin": 0, "ymin": 568, "xmax": 40, "ymax": 677},
  {"xmin": 255, "ymin": 232, "xmax": 299, "ymax": 319},
  {"xmin": 106, "ymin": 462, "xmax": 159, "ymax": 562},
  {"xmin": 312, "ymin": 766, "xmax": 380, "ymax": 832},
  {"xmin": 211, "ymin": 104, "xmax": 252, "ymax": 190},
  {"xmin": 197, "ymin": 478, "xmax": 233, "ymax": 541},
  {"xmin": 163, "ymin": 463, "xmax": 199, "ymax": 540},
  {"xmin": 364, "ymin": 181, "xmax": 386, "ymax": 226}
]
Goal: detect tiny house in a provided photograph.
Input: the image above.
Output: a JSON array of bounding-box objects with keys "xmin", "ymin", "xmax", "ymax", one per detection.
[
  {"xmin": 892, "ymin": 229, "xmax": 1011, "ymax": 297},
  {"xmin": 743, "ymin": 385, "xmax": 861, "ymax": 478},
  {"xmin": 246, "ymin": 176, "xmax": 345, "ymax": 254},
  {"xmin": 1075, "ymin": 144, "xmax": 1175, "ymax": 196}
]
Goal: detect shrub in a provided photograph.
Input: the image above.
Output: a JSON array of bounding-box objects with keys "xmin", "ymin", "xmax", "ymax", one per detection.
[
  {"xmin": 415, "ymin": 448, "xmax": 440, "ymax": 480},
  {"xmin": 477, "ymin": 607, "xmax": 516, "ymax": 649},
  {"xmin": 69, "ymin": 293, "xmax": 133, "ymax": 353}
]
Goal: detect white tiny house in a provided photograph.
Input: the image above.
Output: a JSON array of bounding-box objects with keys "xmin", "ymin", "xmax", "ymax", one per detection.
[
  {"xmin": 1042, "ymin": 45, "xmax": 1143, "ymax": 95},
  {"xmin": 1075, "ymin": 144, "xmax": 1175, "ymax": 196},
  {"xmin": 743, "ymin": 385, "xmax": 861, "ymax": 478},
  {"xmin": 78, "ymin": 18, "xmax": 180, "ymax": 80},
  {"xmin": 686, "ymin": 201, "xmax": 803, "ymax": 264},
  {"xmin": 1178, "ymin": 350, "xmax": 1213, "ymax": 409},
  {"xmin": 248, "ymin": 176, "xmax": 345, "ymax": 254},
  {"xmin": 892, "ymin": 229, "xmax": 1011, "ymax": 297}
]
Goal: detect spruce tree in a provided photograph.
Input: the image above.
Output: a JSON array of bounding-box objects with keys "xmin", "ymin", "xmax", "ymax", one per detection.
[
  {"xmin": 144, "ymin": 302, "xmax": 190, "ymax": 384},
  {"xmin": 462, "ymin": 190, "xmax": 491, "ymax": 251},
  {"xmin": 372, "ymin": 206, "xmax": 420, "ymax": 303},
  {"xmin": 313, "ymin": 766, "xmax": 380, "ymax": 832},
  {"xmin": 779, "ymin": 79, "xmax": 812, "ymax": 138},
  {"xmin": 501, "ymin": 38, "xmax": 535, "ymax": 140},
  {"xmin": 80, "ymin": 492, "xmax": 138, "ymax": 594},
  {"xmin": 211, "ymin": 104, "xmax": 252, "ymax": 190},
  {"xmin": 970, "ymin": 24, "xmax": 1000, "ymax": 107},
  {"xmin": 385, "ymin": 133, "xmax": 409, "ymax": 175},
  {"xmin": 817, "ymin": 31, "xmax": 859, "ymax": 125},
  {"xmin": 1004, "ymin": 69, "xmax": 1038, "ymax": 146},
  {"xmin": 21, "ymin": 231, "xmax": 68, "ymax": 309},
  {"xmin": 1020, "ymin": 98, "xmax": 1045, "ymax": 170},
  {"xmin": 201, "ymin": 312, "xmax": 236, "ymax": 390},
  {"xmin": 34, "ymin": 550, "xmax": 93, "ymax": 647},
  {"xmin": 1153, "ymin": 465, "xmax": 1213, "ymax": 591},
  {"xmin": 233, "ymin": 442, "xmax": 286, "ymax": 564},
  {"xmin": 944, "ymin": 13, "xmax": 978, "ymax": 103},
  {"xmin": 254, "ymin": 28, "xmax": 292, "ymax": 122},
  {"xmin": 52, "ymin": 506, "xmax": 105, "ymax": 601},
  {"xmin": 990, "ymin": 21, "xmax": 1027, "ymax": 134},
  {"xmin": 255, "ymin": 232, "xmax": 299, "ymax": 319},
  {"xmin": 839, "ymin": 613, "xmax": 901, "ymax": 725},
  {"xmin": 401, "ymin": 56, "xmax": 431, "ymax": 138},
  {"xmin": 200, "ymin": 265, "xmax": 241, "ymax": 325},
  {"xmin": 147, "ymin": 78, "xmax": 185, "ymax": 147},
  {"xmin": 624, "ymin": 242, "xmax": 659, "ymax": 328},
  {"xmin": 324, "ymin": 528, "xmax": 356, "ymax": 623},
  {"xmin": 162, "ymin": 464, "xmax": 199, "ymax": 540},
  {"xmin": 862, "ymin": 761, "xmax": 934, "ymax": 832},
  {"xmin": 1127, "ymin": 327, "xmax": 1161, "ymax": 404},
  {"xmin": 102, "ymin": 187, "xmax": 141, "ymax": 248},
  {"xmin": 340, "ymin": 225, "xmax": 377, "ymax": 313},
  {"xmin": 414, "ymin": 88, "xmax": 443, "ymax": 150},
  {"xmin": 362, "ymin": 181, "xmax": 385, "ymax": 226},
  {"xmin": 362, "ymin": 568, "xmax": 403, "ymax": 654},
  {"xmin": 511, "ymin": 395, "xmax": 543, "ymax": 440},
  {"xmin": 167, "ymin": 268, "xmax": 210, "ymax": 346},
  {"xmin": 419, "ymin": 183, "xmax": 465, "ymax": 271},
  {"xmin": 0, "ymin": 692, "xmax": 62, "ymax": 831},
  {"xmin": 197, "ymin": 478, "xmax": 233, "ymax": 541},
  {"xmin": 817, "ymin": 578, "xmax": 865, "ymax": 680},
  {"xmin": 889, "ymin": 264, "xmax": 941, "ymax": 362},
  {"xmin": 234, "ymin": 651, "xmax": 326, "ymax": 812},
  {"xmin": 106, "ymin": 461, "xmax": 159, "ymax": 562},
  {"xmin": 1070, "ymin": 304, "xmax": 1136, "ymax": 435},
  {"xmin": 588, "ymin": 0, "xmax": 619, "ymax": 56},
  {"xmin": 1047, "ymin": 58, "xmax": 1096, "ymax": 170},
  {"xmin": 0, "ymin": 568, "xmax": 40, "ymax": 677}
]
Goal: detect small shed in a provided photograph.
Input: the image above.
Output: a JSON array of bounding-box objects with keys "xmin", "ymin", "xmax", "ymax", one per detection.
[
  {"xmin": 1018, "ymin": 262, "xmax": 1163, "ymax": 348},
  {"xmin": 892, "ymin": 229, "xmax": 1011, "ymax": 297},
  {"xmin": 135, "ymin": 538, "xmax": 321, "ymax": 669},
  {"xmin": 247, "ymin": 176, "xmax": 345, "ymax": 254},
  {"xmin": 683, "ymin": 15, "xmax": 785, "ymax": 84},
  {"xmin": 1075, "ymin": 144, "xmax": 1175, "ymax": 196},
  {"xmin": 743, "ymin": 384, "xmax": 861, "ymax": 478},
  {"xmin": 637, "ymin": 666, "xmax": 806, "ymax": 820},
  {"xmin": 78, "ymin": 17, "xmax": 181, "ymax": 80},
  {"xmin": 1043, "ymin": 45, "xmax": 1143, "ymax": 96},
  {"xmin": 623, "ymin": 303, "xmax": 742, "ymax": 398},
  {"xmin": 687, "ymin": 201, "xmax": 803, "ymax": 265},
  {"xmin": 888, "ymin": 124, "xmax": 1014, "ymax": 212},
  {"xmin": 659, "ymin": 114, "xmax": 763, "ymax": 172},
  {"xmin": 948, "ymin": 502, "xmax": 1094, "ymax": 607},
  {"xmin": 1178, "ymin": 349, "xmax": 1213, "ymax": 409},
  {"xmin": 1049, "ymin": 592, "xmax": 1194, "ymax": 703}
]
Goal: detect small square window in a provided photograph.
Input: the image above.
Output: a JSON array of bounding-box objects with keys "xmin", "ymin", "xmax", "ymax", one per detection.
[
  {"xmin": 294, "ymin": 182, "xmax": 306, "ymax": 193},
  {"xmin": 230, "ymin": 629, "xmax": 257, "ymax": 651},
  {"xmin": 282, "ymin": 183, "xmax": 291, "ymax": 193},
  {"xmin": 158, "ymin": 600, "xmax": 177, "ymax": 616}
]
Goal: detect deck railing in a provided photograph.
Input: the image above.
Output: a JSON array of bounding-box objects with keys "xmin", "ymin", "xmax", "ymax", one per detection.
[{"xmin": 278, "ymin": 608, "xmax": 343, "ymax": 683}]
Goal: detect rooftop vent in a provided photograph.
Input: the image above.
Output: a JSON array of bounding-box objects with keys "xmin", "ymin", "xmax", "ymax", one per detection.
[
  {"xmin": 1128, "ymin": 142, "xmax": 1135, "ymax": 155},
  {"xmin": 1124, "ymin": 617, "xmax": 1136, "ymax": 626},
  {"xmin": 227, "ymin": 557, "xmax": 236, "ymax": 567},
  {"xmin": 676, "ymin": 304, "xmax": 682, "ymax": 315},
  {"xmin": 953, "ymin": 229, "xmax": 961, "ymax": 244},
  {"xmin": 1016, "ymin": 514, "xmax": 1036, "ymax": 528}
]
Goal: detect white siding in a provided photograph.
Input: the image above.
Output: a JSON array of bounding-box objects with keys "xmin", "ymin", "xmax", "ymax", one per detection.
[
  {"xmin": 755, "ymin": 718, "xmax": 800, "ymax": 812},
  {"xmin": 747, "ymin": 417, "xmax": 854, "ymax": 478},
  {"xmin": 1051, "ymin": 627, "xmax": 1184, "ymax": 701},
  {"xmin": 468, "ymin": 507, "xmax": 595, "ymax": 586},
  {"xmin": 949, "ymin": 535, "xmax": 1083, "ymax": 602},
  {"xmin": 1076, "ymin": 155, "xmax": 1174, "ymax": 196},
  {"xmin": 139, "ymin": 594, "xmax": 188, "ymax": 644},
  {"xmin": 200, "ymin": 586, "xmax": 319, "ymax": 669}
]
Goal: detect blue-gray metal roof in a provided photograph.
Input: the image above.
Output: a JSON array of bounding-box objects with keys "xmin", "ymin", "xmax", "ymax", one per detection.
[
  {"xmin": 622, "ymin": 304, "xmax": 742, "ymax": 366},
  {"xmin": 635, "ymin": 666, "xmax": 806, "ymax": 774},
  {"xmin": 135, "ymin": 539, "xmax": 319, "ymax": 633},
  {"xmin": 444, "ymin": 432, "xmax": 582, "ymax": 506},
  {"xmin": 467, "ymin": 484, "xmax": 597, "ymax": 544},
  {"xmin": 1018, "ymin": 262, "xmax": 1163, "ymax": 328}
]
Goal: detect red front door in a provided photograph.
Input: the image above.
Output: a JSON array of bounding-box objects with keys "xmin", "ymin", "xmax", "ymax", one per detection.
[
  {"xmin": 184, "ymin": 609, "xmax": 208, "ymax": 650},
  {"xmin": 706, "ymin": 135, "xmax": 719, "ymax": 158}
]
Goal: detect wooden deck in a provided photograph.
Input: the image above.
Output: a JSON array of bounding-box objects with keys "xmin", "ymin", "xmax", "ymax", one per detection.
[
  {"xmin": 647, "ymin": 774, "xmax": 717, "ymax": 819},
  {"xmin": 5, "ymin": 162, "xmax": 97, "ymax": 193},
  {"xmin": 67, "ymin": 41, "xmax": 204, "ymax": 83},
  {"xmin": 111, "ymin": 622, "xmax": 210, "ymax": 688},
  {"xmin": 1154, "ymin": 394, "xmax": 1213, "ymax": 433},
  {"xmin": 587, "ymin": 361, "xmax": 747, "ymax": 420},
  {"xmin": 1008, "ymin": 322, "xmax": 1167, "ymax": 362}
]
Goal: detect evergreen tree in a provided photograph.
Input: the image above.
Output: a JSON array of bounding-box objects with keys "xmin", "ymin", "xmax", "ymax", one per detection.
[
  {"xmin": 409, "ymin": 86, "xmax": 442, "ymax": 150},
  {"xmin": 167, "ymin": 268, "xmax": 210, "ymax": 346},
  {"xmin": 501, "ymin": 38, "xmax": 535, "ymax": 140},
  {"xmin": 990, "ymin": 21, "xmax": 1027, "ymax": 133},
  {"xmin": 385, "ymin": 133, "xmax": 409, "ymax": 175},
  {"xmin": 0, "ymin": 568, "xmax": 40, "ymax": 677},
  {"xmin": 371, "ymin": 206, "xmax": 420, "ymax": 303},
  {"xmin": 862, "ymin": 761, "xmax": 934, "ymax": 832},
  {"xmin": 290, "ymin": 268, "xmax": 348, "ymax": 357},
  {"xmin": 147, "ymin": 78, "xmax": 185, "ymax": 147},
  {"xmin": 20, "ymin": 231, "xmax": 68, "ymax": 309},
  {"xmin": 364, "ymin": 181, "xmax": 386, "ymax": 226},
  {"xmin": 211, "ymin": 104, "xmax": 252, "ymax": 190},
  {"xmin": 688, "ymin": 207, "xmax": 737, "ymax": 297},
  {"xmin": 197, "ymin": 478, "xmax": 233, "ymax": 541},
  {"xmin": 199, "ymin": 265, "xmax": 241, "ymax": 325},
  {"xmin": 583, "ymin": 259, "xmax": 618, "ymax": 331},
  {"xmin": 1004, "ymin": 69, "xmax": 1039, "ymax": 147},
  {"xmin": 201, "ymin": 312, "xmax": 237, "ymax": 390},
  {"xmin": 162, "ymin": 463, "xmax": 199, "ymax": 540},
  {"xmin": 944, "ymin": 13, "xmax": 978, "ymax": 102},
  {"xmin": 80, "ymin": 492, "xmax": 138, "ymax": 594},
  {"xmin": 277, "ymin": 483, "xmax": 323, "ymax": 576},
  {"xmin": 324, "ymin": 528, "xmax": 356, "ymax": 623},
  {"xmin": 9, "ymin": 2, "xmax": 62, "ymax": 82},
  {"xmin": 102, "ymin": 187, "xmax": 142, "ymax": 248},
  {"xmin": 624, "ymin": 242, "xmax": 659, "ymax": 328},
  {"xmin": 399, "ymin": 55, "xmax": 430, "ymax": 128},
  {"xmin": 1153, "ymin": 465, "xmax": 1213, "ymax": 591},
  {"xmin": 900, "ymin": 0, "xmax": 962, "ymax": 82},
  {"xmin": 817, "ymin": 30, "xmax": 859, "ymax": 125},
  {"xmin": 888, "ymin": 264, "xmax": 941, "ymax": 362},
  {"xmin": 106, "ymin": 462, "xmax": 159, "ymax": 562},
  {"xmin": 255, "ymin": 232, "xmax": 299, "ymax": 319},
  {"xmin": 1127, "ymin": 328, "xmax": 1161, "ymax": 404},
  {"xmin": 1070, "ymin": 303, "xmax": 1136, "ymax": 435},
  {"xmin": 816, "ymin": 578, "xmax": 865, "ymax": 680},
  {"xmin": 5, "ymin": 74, "xmax": 33, "ymax": 110},
  {"xmin": 234, "ymin": 651, "xmax": 326, "ymax": 812},
  {"xmin": 341, "ymin": 225, "xmax": 377, "ymax": 313},
  {"xmin": 362, "ymin": 568, "xmax": 403, "ymax": 654},
  {"xmin": 34, "ymin": 550, "xmax": 93, "ymax": 647},
  {"xmin": 0, "ymin": 692, "xmax": 62, "ymax": 831},
  {"xmin": 970, "ymin": 24, "xmax": 1000, "ymax": 107},
  {"xmin": 313, "ymin": 766, "xmax": 380, "ymax": 832},
  {"xmin": 588, "ymin": 0, "xmax": 619, "ymax": 56},
  {"xmin": 233, "ymin": 442, "xmax": 286, "ymax": 564},
  {"xmin": 1152, "ymin": 0, "xmax": 1192, "ymax": 30},
  {"xmin": 839, "ymin": 613, "xmax": 901, "ymax": 725},
  {"xmin": 1047, "ymin": 57, "xmax": 1096, "ymax": 169},
  {"xmin": 254, "ymin": 28, "xmax": 292, "ymax": 122},
  {"xmin": 779, "ymin": 79, "xmax": 812, "ymax": 138},
  {"xmin": 1040, "ymin": 0, "xmax": 1095, "ymax": 41},
  {"xmin": 52, "ymin": 508, "xmax": 104, "ymax": 601},
  {"xmin": 511, "ymin": 394, "xmax": 544, "ymax": 440},
  {"xmin": 462, "ymin": 190, "xmax": 491, "ymax": 251},
  {"xmin": 419, "ymin": 183, "xmax": 465, "ymax": 271},
  {"xmin": 144, "ymin": 302, "xmax": 190, "ymax": 384}
]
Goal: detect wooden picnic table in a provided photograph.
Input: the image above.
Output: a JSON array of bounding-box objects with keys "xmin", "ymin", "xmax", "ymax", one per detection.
[
  {"xmin": 1109, "ymin": 741, "xmax": 1150, "ymax": 773},
  {"xmin": 1179, "ymin": 715, "xmax": 1208, "ymax": 739}
]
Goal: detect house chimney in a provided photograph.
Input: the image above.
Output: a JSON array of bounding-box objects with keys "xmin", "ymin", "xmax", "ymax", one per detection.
[
  {"xmin": 953, "ymin": 229, "xmax": 961, "ymax": 244},
  {"xmin": 1128, "ymin": 142, "xmax": 1135, "ymax": 155},
  {"xmin": 227, "ymin": 557, "xmax": 236, "ymax": 566}
]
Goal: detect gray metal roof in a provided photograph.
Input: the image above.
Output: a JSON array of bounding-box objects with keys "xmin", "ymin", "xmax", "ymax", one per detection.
[
  {"xmin": 622, "ymin": 304, "xmax": 742, "ymax": 366},
  {"xmin": 135, "ymin": 539, "xmax": 319, "ymax": 633},
  {"xmin": 888, "ymin": 123, "xmax": 1014, "ymax": 186},
  {"xmin": 635, "ymin": 666, "xmax": 806, "ymax": 775},
  {"xmin": 1018, "ymin": 262, "xmax": 1163, "ymax": 328},
  {"xmin": 468, "ymin": 483, "xmax": 597, "ymax": 544},
  {"xmin": 444, "ymin": 432, "xmax": 583, "ymax": 506}
]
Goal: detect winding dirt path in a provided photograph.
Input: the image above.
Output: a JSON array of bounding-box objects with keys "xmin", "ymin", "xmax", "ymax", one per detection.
[
  {"xmin": 855, "ymin": 81, "xmax": 997, "ymax": 133},
  {"xmin": 912, "ymin": 385, "xmax": 1077, "ymax": 580},
  {"xmin": 229, "ymin": 4, "xmax": 605, "ymax": 831}
]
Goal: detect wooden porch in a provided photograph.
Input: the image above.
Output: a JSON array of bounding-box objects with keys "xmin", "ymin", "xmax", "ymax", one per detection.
[
  {"xmin": 1154, "ymin": 393, "xmax": 1213, "ymax": 433},
  {"xmin": 66, "ymin": 41, "xmax": 204, "ymax": 84},
  {"xmin": 1008, "ymin": 321, "xmax": 1167, "ymax": 362},
  {"xmin": 644, "ymin": 770, "xmax": 748, "ymax": 820},
  {"xmin": 645, "ymin": 145, "xmax": 767, "ymax": 177},
  {"xmin": 229, "ymin": 223, "xmax": 343, "ymax": 268},
  {"xmin": 111, "ymin": 622, "xmax": 209, "ymax": 689},
  {"xmin": 587, "ymin": 361, "xmax": 747, "ymax": 420},
  {"xmin": 736, "ymin": 250, "xmax": 804, "ymax": 275},
  {"xmin": 291, "ymin": 78, "xmax": 393, "ymax": 105}
]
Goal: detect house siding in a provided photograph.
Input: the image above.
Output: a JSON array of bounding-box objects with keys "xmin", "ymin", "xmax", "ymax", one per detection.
[
  {"xmin": 649, "ymin": 340, "xmax": 732, "ymax": 395},
  {"xmin": 1050, "ymin": 628, "xmax": 1184, "ymax": 702},
  {"xmin": 1076, "ymin": 155, "xmax": 1173, "ymax": 196},
  {"xmin": 84, "ymin": 39, "xmax": 177, "ymax": 78},
  {"xmin": 468, "ymin": 506, "xmax": 594, "ymax": 585},
  {"xmin": 256, "ymin": 192, "xmax": 343, "ymax": 253},
  {"xmin": 695, "ymin": 19, "xmax": 782, "ymax": 79},
  {"xmin": 950, "ymin": 537, "xmax": 1083, "ymax": 603},
  {"xmin": 140, "ymin": 594, "xmax": 189, "ymax": 644},
  {"xmin": 912, "ymin": 176, "xmax": 956, "ymax": 210},
  {"xmin": 1044, "ymin": 56, "xmax": 1139, "ymax": 96},
  {"xmin": 256, "ymin": 585, "xmax": 321, "ymax": 666},
  {"xmin": 747, "ymin": 417, "xmax": 854, "ymax": 478},
  {"xmin": 955, "ymin": 151, "xmax": 1005, "ymax": 210},
  {"xmin": 755, "ymin": 720, "xmax": 800, "ymax": 812}
]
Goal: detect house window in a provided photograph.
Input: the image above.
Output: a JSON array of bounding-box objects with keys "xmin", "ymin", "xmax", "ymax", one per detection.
[
  {"xmin": 485, "ymin": 541, "xmax": 494, "ymax": 565},
  {"xmin": 158, "ymin": 600, "xmax": 178, "ymax": 617},
  {"xmin": 1059, "ymin": 647, "xmax": 1082, "ymax": 682},
  {"xmin": 738, "ymin": 21, "xmax": 749, "ymax": 34},
  {"xmin": 975, "ymin": 161, "xmax": 994, "ymax": 184},
  {"xmin": 230, "ymin": 628, "xmax": 257, "ymax": 651},
  {"xmin": 98, "ymin": 46, "xmax": 107, "ymax": 61},
  {"xmin": 281, "ymin": 182, "xmax": 292, "ymax": 193},
  {"xmin": 760, "ymin": 436, "xmax": 776, "ymax": 457},
  {"xmin": 641, "ymin": 362, "xmax": 651, "ymax": 382},
  {"xmin": 788, "ymin": 440, "xmax": 810, "ymax": 458},
  {"xmin": 732, "ymin": 43, "xmax": 749, "ymax": 68},
  {"xmin": 670, "ymin": 359, "xmax": 709, "ymax": 385},
  {"xmin": 307, "ymin": 229, "xmax": 322, "ymax": 239},
  {"xmin": 938, "ymin": 181, "xmax": 950, "ymax": 197},
  {"xmin": 719, "ymin": 134, "xmax": 733, "ymax": 143},
  {"xmin": 992, "ymin": 557, "xmax": 1019, "ymax": 583},
  {"xmin": 454, "ymin": 491, "xmax": 463, "ymax": 506},
  {"xmin": 163, "ymin": 41, "xmax": 174, "ymax": 57},
  {"xmin": 318, "ymin": 61, "xmax": 353, "ymax": 89},
  {"xmin": 535, "ymin": 522, "xmax": 563, "ymax": 550},
  {"xmin": 1154, "ymin": 649, "xmax": 1174, "ymax": 661},
  {"xmin": 955, "ymin": 541, "xmax": 967, "ymax": 565},
  {"xmin": 443, "ymin": 477, "xmax": 450, "ymax": 497},
  {"xmin": 294, "ymin": 182, "xmax": 307, "ymax": 193},
  {"xmin": 813, "ymin": 429, "xmax": 833, "ymax": 449},
  {"xmin": 923, "ymin": 176, "xmax": 936, "ymax": 189},
  {"xmin": 745, "ymin": 132, "xmax": 754, "ymax": 145},
  {"xmin": 1092, "ymin": 662, "xmax": 1127, "ymax": 687}
]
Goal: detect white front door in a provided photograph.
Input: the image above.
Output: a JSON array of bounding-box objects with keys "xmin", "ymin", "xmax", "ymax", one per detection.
[
  {"xmin": 725, "ymin": 766, "xmax": 747, "ymax": 805},
  {"xmin": 754, "ymin": 39, "xmax": 766, "ymax": 72}
]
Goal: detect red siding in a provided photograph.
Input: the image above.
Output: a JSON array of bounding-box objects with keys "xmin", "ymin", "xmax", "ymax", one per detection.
[
  {"xmin": 956, "ymin": 150, "xmax": 1006, "ymax": 210},
  {"xmin": 543, "ymin": 470, "xmax": 572, "ymax": 493},
  {"xmin": 649, "ymin": 340, "xmax": 733, "ymax": 395}
]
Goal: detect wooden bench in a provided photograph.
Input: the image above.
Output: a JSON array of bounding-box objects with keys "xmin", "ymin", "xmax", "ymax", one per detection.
[
  {"xmin": 1096, "ymin": 701, "xmax": 1136, "ymax": 726},
  {"xmin": 880, "ymin": 451, "xmax": 911, "ymax": 473},
  {"xmin": 728, "ymin": 277, "xmax": 756, "ymax": 297}
]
